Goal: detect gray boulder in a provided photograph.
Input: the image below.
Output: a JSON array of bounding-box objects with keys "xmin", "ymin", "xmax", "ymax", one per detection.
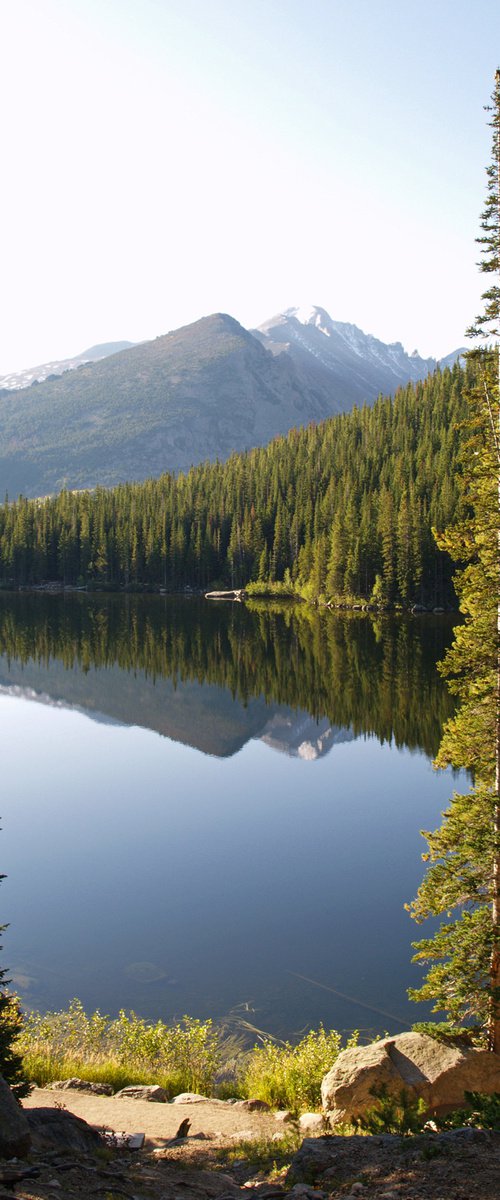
[
  {"xmin": 115, "ymin": 1083, "xmax": 168, "ymax": 1102},
  {"xmin": 321, "ymin": 1031, "xmax": 500, "ymax": 1124},
  {"xmin": 51, "ymin": 1077, "xmax": 113, "ymax": 1096},
  {"xmin": 26, "ymin": 1107, "xmax": 104, "ymax": 1152},
  {"xmin": 0, "ymin": 1075, "xmax": 31, "ymax": 1159}
]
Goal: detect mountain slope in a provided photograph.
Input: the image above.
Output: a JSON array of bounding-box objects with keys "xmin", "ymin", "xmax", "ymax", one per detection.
[
  {"xmin": 0, "ymin": 313, "xmax": 339, "ymax": 498},
  {"xmin": 0, "ymin": 308, "xmax": 464, "ymax": 500}
]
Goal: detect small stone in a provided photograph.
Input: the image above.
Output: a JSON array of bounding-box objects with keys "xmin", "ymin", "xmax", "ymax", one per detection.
[
  {"xmin": 171, "ymin": 1091, "xmax": 209, "ymax": 1103},
  {"xmin": 274, "ymin": 1110, "xmax": 295, "ymax": 1123},
  {"xmin": 298, "ymin": 1113, "xmax": 325, "ymax": 1133}
]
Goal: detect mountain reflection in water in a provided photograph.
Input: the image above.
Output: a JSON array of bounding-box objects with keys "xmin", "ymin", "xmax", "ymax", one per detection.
[
  {"xmin": 0, "ymin": 593, "xmax": 462, "ymax": 1036},
  {"xmin": 0, "ymin": 592, "xmax": 455, "ymax": 759}
]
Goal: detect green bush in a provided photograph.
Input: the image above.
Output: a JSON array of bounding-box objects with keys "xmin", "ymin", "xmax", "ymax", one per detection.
[
  {"xmin": 20, "ymin": 999, "xmax": 221, "ymax": 1096},
  {"xmin": 241, "ymin": 1025, "xmax": 357, "ymax": 1113},
  {"xmin": 439, "ymin": 1090, "xmax": 500, "ymax": 1131},
  {"xmin": 352, "ymin": 1083, "xmax": 427, "ymax": 1135},
  {"xmin": 20, "ymin": 1003, "xmax": 357, "ymax": 1112}
]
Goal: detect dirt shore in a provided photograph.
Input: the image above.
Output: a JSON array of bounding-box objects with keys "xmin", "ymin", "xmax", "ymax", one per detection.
[{"xmin": 22, "ymin": 1086, "xmax": 280, "ymax": 1144}]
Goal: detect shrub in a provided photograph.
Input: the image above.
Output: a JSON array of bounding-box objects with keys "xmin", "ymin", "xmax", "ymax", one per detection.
[
  {"xmin": 20, "ymin": 1000, "xmax": 221, "ymax": 1096},
  {"xmin": 241, "ymin": 1025, "xmax": 357, "ymax": 1113},
  {"xmin": 352, "ymin": 1083, "xmax": 427, "ymax": 1135}
]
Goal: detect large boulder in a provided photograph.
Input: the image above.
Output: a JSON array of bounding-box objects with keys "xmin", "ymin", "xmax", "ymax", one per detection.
[
  {"xmin": 321, "ymin": 1032, "xmax": 500, "ymax": 1124},
  {"xmin": 0, "ymin": 1075, "xmax": 31, "ymax": 1158},
  {"xmin": 26, "ymin": 1107, "xmax": 105, "ymax": 1152}
]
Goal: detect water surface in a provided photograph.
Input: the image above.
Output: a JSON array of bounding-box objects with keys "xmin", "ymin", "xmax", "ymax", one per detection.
[{"xmin": 0, "ymin": 594, "xmax": 461, "ymax": 1039}]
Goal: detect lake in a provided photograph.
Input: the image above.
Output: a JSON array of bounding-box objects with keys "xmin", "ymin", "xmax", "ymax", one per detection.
[{"xmin": 0, "ymin": 593, "xmax": 462, "ymax": 1041}]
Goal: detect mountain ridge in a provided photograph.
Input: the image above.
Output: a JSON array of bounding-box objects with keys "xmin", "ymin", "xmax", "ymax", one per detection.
[
  {"xmin": 0, "ymin": 307, "xmax": 465, "ymax": 499},
  {"xmin": 0, "ymin": 341, "xmax": 136, "ymax": 393},
  {"xmin": 253, "ymin": 305, "xmax": 464, "ymax": 407}
]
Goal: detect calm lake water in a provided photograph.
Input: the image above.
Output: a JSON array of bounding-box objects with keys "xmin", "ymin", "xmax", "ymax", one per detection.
[{"xmin": 0, "ymin": 594, "xmax": 463, "ymax": 1040}]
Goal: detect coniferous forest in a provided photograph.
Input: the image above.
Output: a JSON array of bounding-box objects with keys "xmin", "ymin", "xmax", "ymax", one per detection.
[{"xmin": 0, "ymin": 361, "xmax": 467, "ymax": 606}]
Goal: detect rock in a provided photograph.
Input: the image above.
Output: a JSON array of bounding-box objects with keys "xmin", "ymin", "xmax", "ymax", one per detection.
[
  {"xmin": 155, "ymin": 1166, "xmax": 241, "ymax": 1196},
  {"xmin": 288, "ymin": 1134, "xmax": 398, "ymax": 1185},
  {"xmin": 114, "ymin": 1084, "xmax": 167, "ymax": 1102},
  {"xmin": 172, "ymin": 1091, "xmax": 210, "ymax": 1103},
  {"xmin": 26, "ymin": 1108, "xmax": 104, "ymax": 1153},
  {"xmin": 0, "ymin": 1166, "xmax": 39, "ymax": 1185},
  {"xmin": 274, "ymin": 1110, "xmax": 295, "ymax": 1123},
  {"xmin": 298, "ymin": 1113, "xmax": 325, "ymax": 1133},
  {"xmin": 289, "ymin": 1128, "xmax": 494, "ymax": 1188},
  {"xmin": 320, "ymin": 1031, "xmax": 500, "ymax": 1123},
  {"xmin": 289, "ymin": 1186, "xmax": 328, "ymax": 1199},
  {"xmin": 247, "ymin": 1188, "xmax": 285, "ymax": 1198},
  {"xmin": 51, "ymin": 1077, "xmax": 113, "ymax": 1096},
  {"xmin": 233, "ymin": 1099, "xmax": 271, "ymax": 1112},
  {"xmin": 0, "ymin": 1075, "xmax": 31, "ymax": 1159}
]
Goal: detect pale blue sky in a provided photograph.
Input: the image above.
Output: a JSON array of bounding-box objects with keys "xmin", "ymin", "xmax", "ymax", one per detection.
[{"xmin": 1, "ymin": 0, "xmax": 499, "ymax": 372}]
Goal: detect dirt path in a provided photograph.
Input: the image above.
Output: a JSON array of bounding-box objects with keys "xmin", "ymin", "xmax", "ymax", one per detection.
[{"xmin": 23, "ymin": 1087, "xmax": 281, "ymax": 1145}]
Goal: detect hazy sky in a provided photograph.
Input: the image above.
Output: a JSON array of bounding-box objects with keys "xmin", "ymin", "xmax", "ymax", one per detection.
[{"xmin": 1, "ymin": 0, "xmax": 499, "ymax": 373}]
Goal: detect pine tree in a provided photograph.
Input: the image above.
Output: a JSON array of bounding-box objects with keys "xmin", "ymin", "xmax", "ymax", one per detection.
[
  {"xmin": 0, "ymin": 869, "xmax": 29, "ymax": 1098},
  {"xmin": 409, "ymin": 74, "xmax": 500, "ymax": 1050}
]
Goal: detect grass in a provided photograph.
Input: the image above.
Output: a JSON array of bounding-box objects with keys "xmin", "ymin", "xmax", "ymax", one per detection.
[
  {"xmin": 240, "ymin": 1025, "xmax": 358, "ymax": 1113},
  {"xmin": 19, "ymin": 1000, "xmax": 223, "ymax": 1097},
  {"xmin": 216, "ymin": 1130, "xmax": 302, "ymax": 1179},
  {"xmin": 18, "ymin": 1000, "xmax": 355, "ymax": 1111}
]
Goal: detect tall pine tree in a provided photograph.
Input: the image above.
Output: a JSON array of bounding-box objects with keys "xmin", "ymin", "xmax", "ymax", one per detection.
[{"xmin": 409, "ymin": 73, "xmax": 500, "ymax": 1051}]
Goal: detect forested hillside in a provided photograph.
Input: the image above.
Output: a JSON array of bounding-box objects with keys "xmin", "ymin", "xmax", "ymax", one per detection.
[{"xmin": 0, "ymin": 362, "xmax": 466, "ymax": 607}]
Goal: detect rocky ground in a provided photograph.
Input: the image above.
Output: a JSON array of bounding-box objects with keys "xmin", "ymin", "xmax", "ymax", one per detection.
[{"xmin": 0, "ymin": 1088, "xmax": 496, "ymax": 1199}]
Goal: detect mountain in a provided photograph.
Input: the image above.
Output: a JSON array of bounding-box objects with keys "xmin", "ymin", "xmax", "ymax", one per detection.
[
  {"xmin": 0, "ymin": 308, "xmax": 464, "ymax": 500},
  {"xmin": 253, "ymin": 305, "xmax": 465, "ymax": 407},
  {"xmin": 0, "ymin": 341, "xmax": 135, "ymax": 392}
]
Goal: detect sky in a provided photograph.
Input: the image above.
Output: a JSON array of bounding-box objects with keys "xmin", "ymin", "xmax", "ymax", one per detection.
[{"xmin": 1, "ymin": 0, "xmax": 499, "ymax": 374}]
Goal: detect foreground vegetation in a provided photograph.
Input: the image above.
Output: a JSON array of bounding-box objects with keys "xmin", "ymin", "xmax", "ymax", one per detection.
[
  {"xmin": 18, "ymin": 1000, "xmax": 355, "ymax": 1113},
  {"xmin": 16, "ymin": 999, "xmax": 500, "ymax": 1133}
]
